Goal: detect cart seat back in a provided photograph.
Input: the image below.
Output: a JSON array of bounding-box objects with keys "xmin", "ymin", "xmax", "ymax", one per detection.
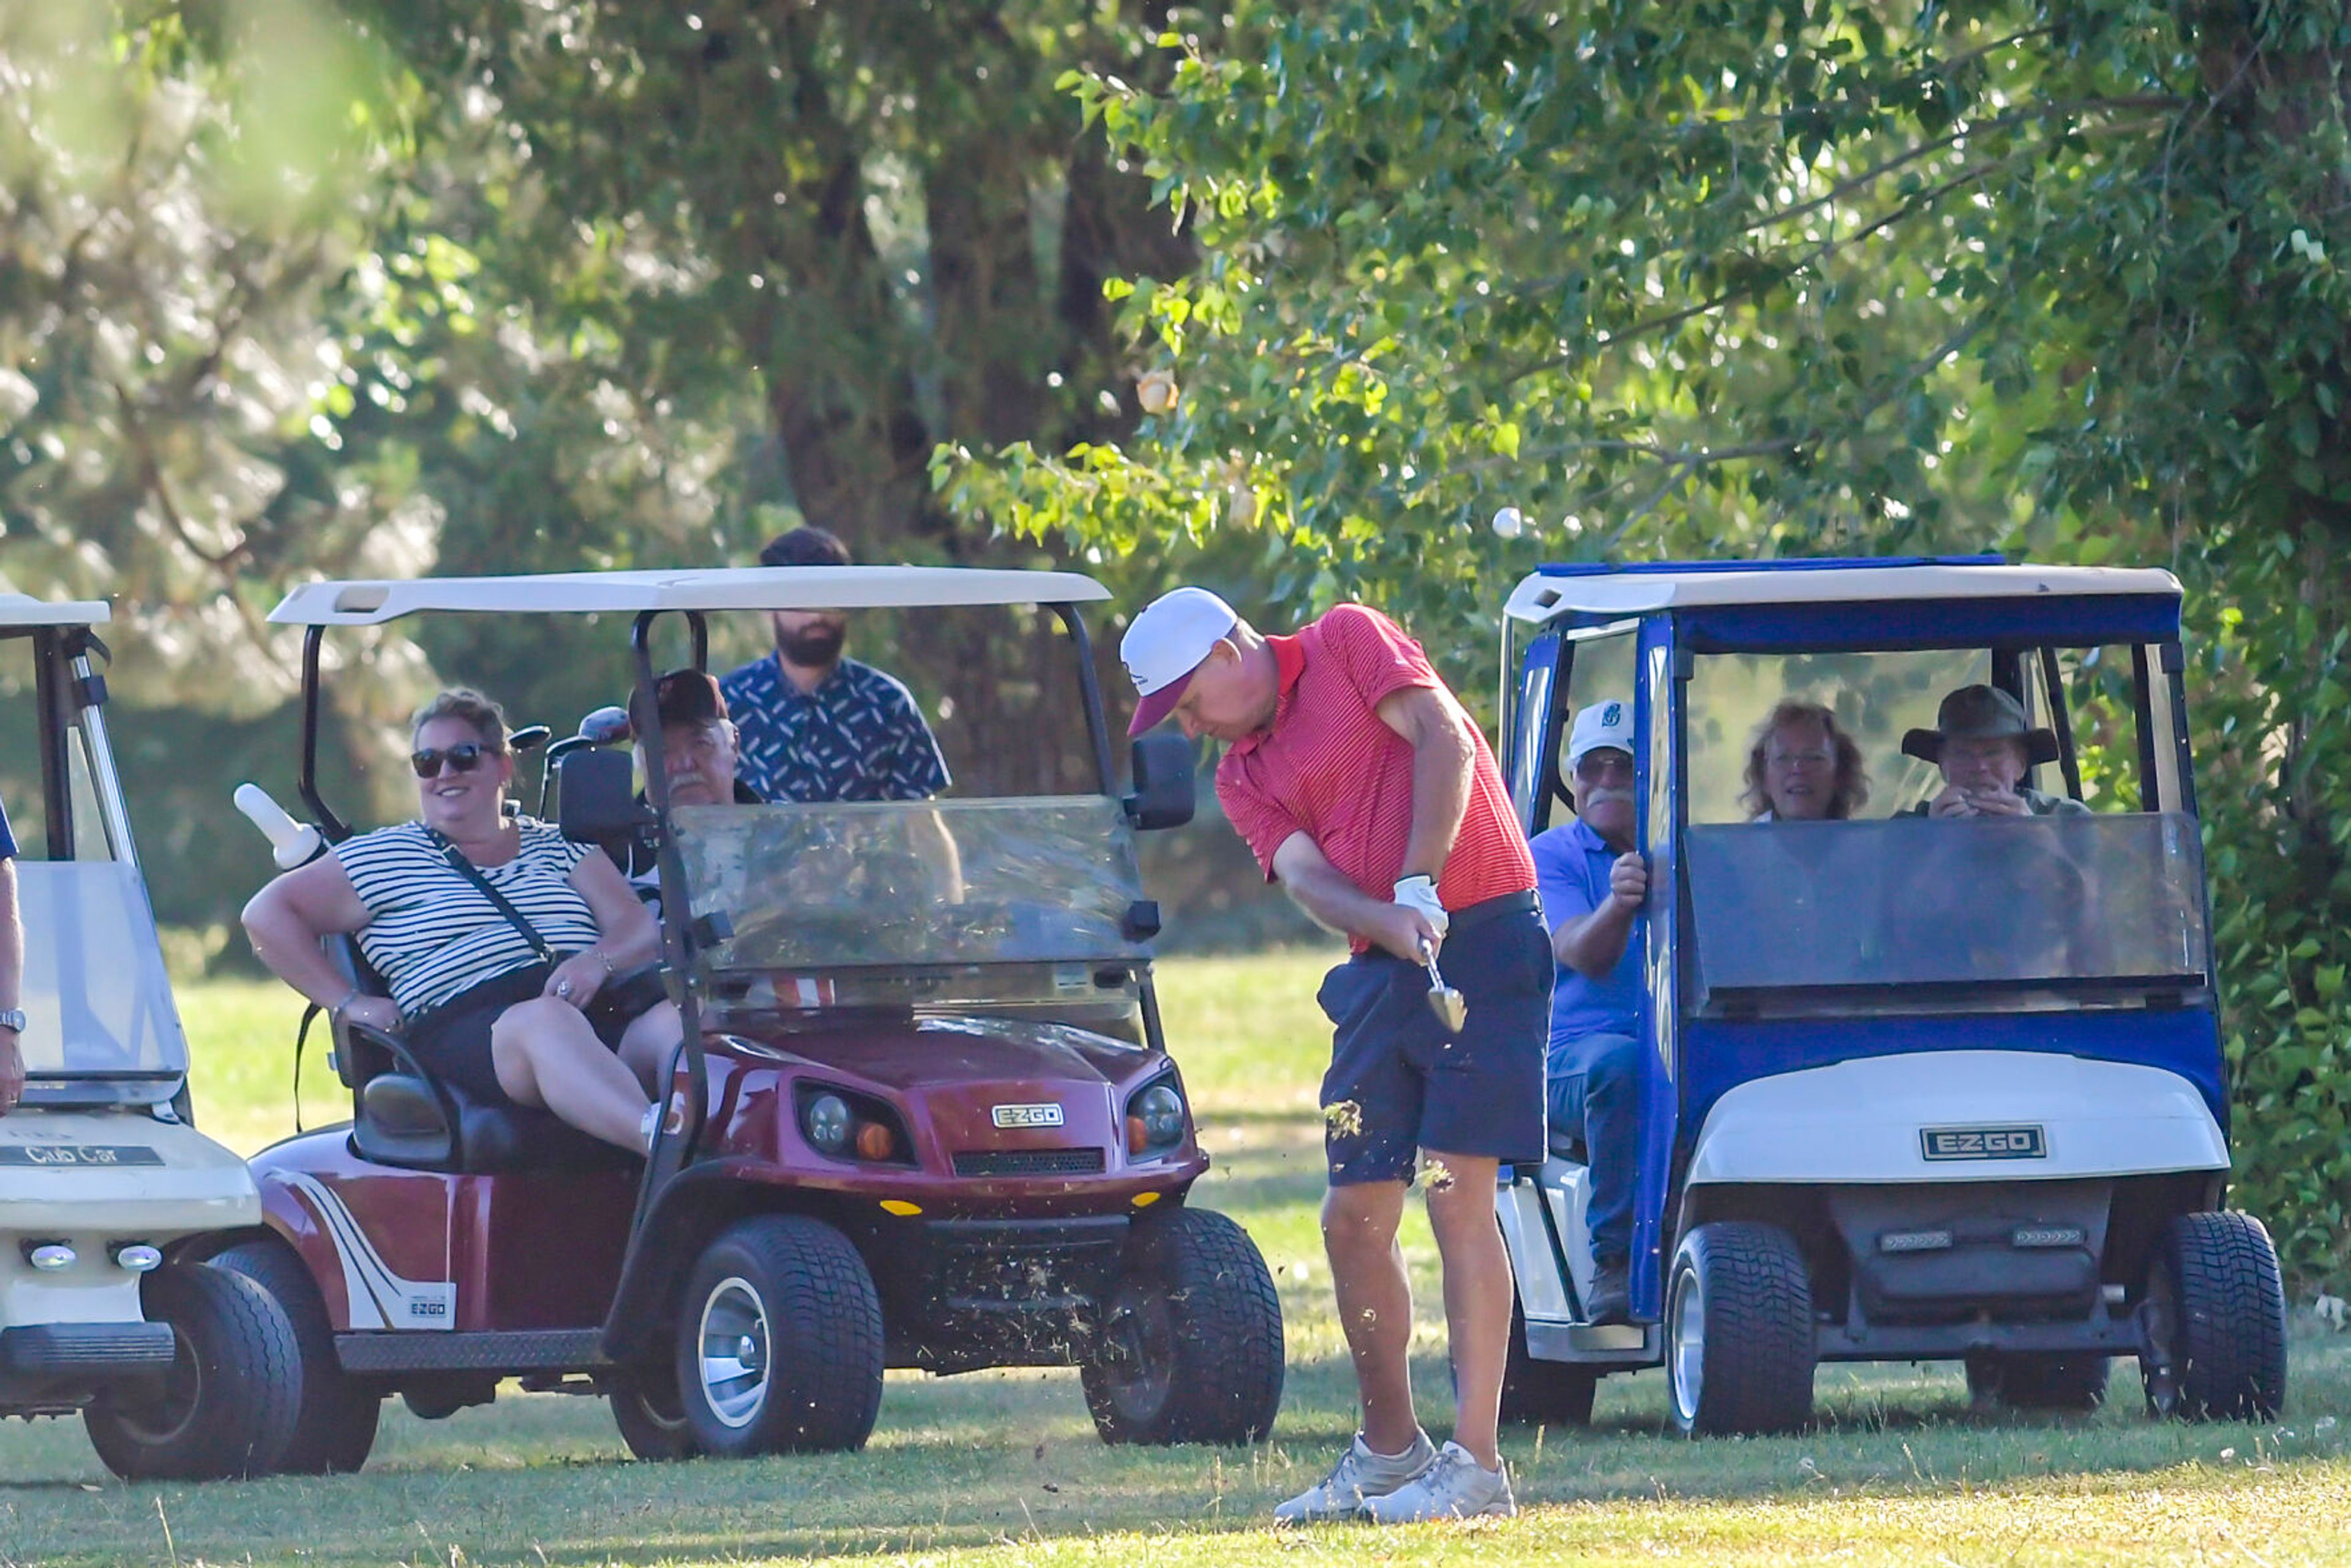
[{"xmin": 325, "ymin": 936, "xmax": 633, "ymax": 1174}]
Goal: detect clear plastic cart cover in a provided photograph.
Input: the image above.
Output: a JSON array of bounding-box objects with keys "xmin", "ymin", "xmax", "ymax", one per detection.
[
  {"xmin": 1684, "ymin": 811, "xmax": 2210, "ymax": 999},
  {"xmin": 15, "ymin": 860, "xmax": 191, "ymax": 1096},
  {"xmin": 671, "ymin": 797, "xmax": 1149, "ymax": 972}
]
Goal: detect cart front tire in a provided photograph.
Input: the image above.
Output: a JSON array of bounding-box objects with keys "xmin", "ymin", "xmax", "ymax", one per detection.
[
  {"xmin": 212, "ymin": 1238, "xmax": 381, "ymax": 1474},
  {"xmin": 2142, "ymin": 1210, "xmax": 2287, "ymax": 1422},
  {"xmin": 610, "ymin": 1364, "xmax": 700, "ymax": 1461},
  {"xmin": 1665, "ymin": 1222, "xmax": 1814, "ymax": 1437},
  {"xmin": 1082, "ymin": 1206, "xmax": 1284, "ymax": 1446},
  {"xmin": 675, "ymin": 1215, "xmax": 883, "ymax": 1457},
  {"xmin": 83, "ymin": 1262, "xmax": 302, "ymax": 1481}
]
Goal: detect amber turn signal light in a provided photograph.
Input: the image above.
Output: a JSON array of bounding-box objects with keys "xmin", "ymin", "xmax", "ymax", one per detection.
[
  {"xmin": 855, "ymin": 1120, "xmax": 898, "ymax": 1161},
  {"xmin": 1127, "ymin": 1115, "xmax": 1149, "ymax": 1156}
]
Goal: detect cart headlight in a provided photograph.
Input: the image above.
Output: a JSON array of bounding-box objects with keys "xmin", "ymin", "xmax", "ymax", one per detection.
[
  {"xmin": 1127, "ymin": 1080, "xmax": 1187, "ymax": 1157},
  {"xmin": 803, "ymin": 1093, "xmax": 852, "ymax": 1155},
  {"xmin": 24, "ymin": 1242, "xmax": 75, "ymax": 1271},
  {"xmin": 113, "ymin": 1244, "xmax": 162, "ymax": 1272},
  {"xmin": 795, "ymin": 1084, "xmax": 913, "ymax": 1164}
]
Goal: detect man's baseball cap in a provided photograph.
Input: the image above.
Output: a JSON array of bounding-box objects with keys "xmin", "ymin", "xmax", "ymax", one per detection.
[
  {"xmin": 1121, "ymin": 587, "xmax": 1237, "ymax": 736},
  {"xmin": 1901, "ymin": 683, "xmax": 2058, "ymax": 765},
  {"xmin": 1565, "ymin": 699, "xmax": 1637, "ymax": 771},
  {"xmin": 654, "ymin": 668, "xmax": 729, "ymax": 729}
]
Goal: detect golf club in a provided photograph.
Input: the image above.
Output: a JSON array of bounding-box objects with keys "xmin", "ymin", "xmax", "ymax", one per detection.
[{"xmin": 1417, "ymin": 937, "xmax": 1467, "ymax": 1032}]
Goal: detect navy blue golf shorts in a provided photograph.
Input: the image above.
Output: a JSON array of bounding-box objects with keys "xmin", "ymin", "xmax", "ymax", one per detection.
[{"xmin": 1315, "ymin": 894, "xmax": 1551, "ymax": 1186}]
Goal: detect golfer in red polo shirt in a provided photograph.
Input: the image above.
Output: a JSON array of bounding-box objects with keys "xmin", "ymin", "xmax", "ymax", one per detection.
[{"xmin": 1124, "ymin": 587, "xmax": 1547, "ymax": 1523}]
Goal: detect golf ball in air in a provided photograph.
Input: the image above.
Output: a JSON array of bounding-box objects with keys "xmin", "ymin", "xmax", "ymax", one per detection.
[{"xmin": 1491, "ymin": 506, "xmax": 1524, "ymax": 539}]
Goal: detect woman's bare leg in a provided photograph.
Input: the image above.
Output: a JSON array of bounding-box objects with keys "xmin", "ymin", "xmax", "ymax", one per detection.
[
  {"xmin": 490, "ymin": 996, "xmax": 651, "ymax": 1150},
  {"xmin": 616, "ymin": 1000, "xmax": 683, "ymax": 1094}
]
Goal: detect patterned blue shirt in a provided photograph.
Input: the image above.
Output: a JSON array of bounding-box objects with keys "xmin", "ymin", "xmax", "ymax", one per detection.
[{"xmin": 719, "ymin": 653, "xmax": 951, "ymax": 803}]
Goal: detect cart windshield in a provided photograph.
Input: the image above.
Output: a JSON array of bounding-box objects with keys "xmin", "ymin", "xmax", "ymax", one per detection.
[
  {"xmin": 1684, "ymin": 812, "xmax": 2210, "ymax": 1013},
  {"xmin": 670, "ymin": 797, "xmax": 1150, "ymax": 1016},
  {"xmin": 15, "ymin": 861, "xmax": 192, "ymax": 1101}
]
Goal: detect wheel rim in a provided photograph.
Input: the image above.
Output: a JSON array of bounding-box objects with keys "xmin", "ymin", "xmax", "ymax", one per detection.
[
  {"xmin": 1670, "ymin": 1261, "xmax": 1704, "ymax": 1425},
  {"xmin": 696, "ymin": 1276, "xmax": 773, "ymax": 1430},
  {"xmin": 114, "ymin": 1329, "xmax": 202, "ymax": 1446},
  {"xmin": 1097, "ymin": 1279, "xmax": 1178, "ymax": 1422}
]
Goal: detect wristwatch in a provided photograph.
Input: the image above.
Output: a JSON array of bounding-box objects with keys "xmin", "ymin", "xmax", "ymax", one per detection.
[{"xmin": 0, "ymin": 1008, "xmax": 24, "ymax": 1033}]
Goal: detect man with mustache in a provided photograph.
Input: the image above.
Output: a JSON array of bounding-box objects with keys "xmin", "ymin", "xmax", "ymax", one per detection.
[
  {"xmin": 720, "ymin": 526, "xmax": 951, "ymax": 805},
  {"xmin": 1122, "ymin": 587, "xmax": 1548, "ymax": 1523},
  {"xmin": 1528, "ymin": 699, "xmax": 1649, "ymax": 1326}
]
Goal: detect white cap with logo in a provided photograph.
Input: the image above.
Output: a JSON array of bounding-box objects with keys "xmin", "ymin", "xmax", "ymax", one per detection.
[
  {"xmin": 1121, "ymin": 587, "xmax": 1238, "ymax": 735},
  {"xmin": 1565, "ymin": 698, "xmax": 1637, "ymax": 770}
]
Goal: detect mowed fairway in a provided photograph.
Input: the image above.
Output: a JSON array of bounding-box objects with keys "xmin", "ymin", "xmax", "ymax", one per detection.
[{"xmin": 4, "ymin": 951, "xmax": 2350, "ymax": 1565}]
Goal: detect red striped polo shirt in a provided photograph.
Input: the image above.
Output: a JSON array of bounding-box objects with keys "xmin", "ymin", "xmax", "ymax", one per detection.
[{"xmin": 1216, "ymin": 604, "xmax": 1536, "ymax": 952}]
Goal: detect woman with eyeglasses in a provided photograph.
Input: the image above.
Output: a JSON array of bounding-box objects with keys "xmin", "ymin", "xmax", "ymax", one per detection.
[
  {"xmin": 241, "ymin": 688, "xmax": 674, "ymax": 1152},
  {"xmin": 1739, "ymin": 699, "xmax": 1869, "ymax": 822}
]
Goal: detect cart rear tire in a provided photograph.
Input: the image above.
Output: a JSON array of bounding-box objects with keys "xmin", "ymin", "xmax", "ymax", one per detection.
[
  {"xmin": 610, "ymin": 1363, "xmax": 700, "ymax": 1461},
  {"xmin": 83, "ymin": 1262, "xmax": 302, "ymax": 1481},
  {"xmin": 1965, "ymin": 1351, "xmax": 2109, "ymax": 1413},
  {"xmin": 1499, "ymin": 1300, "xmax": 1597, "ymax": 1427},
  {"xmin": 2142, "ymin": 1211, "xmax": 2287, "ymax": 1422},
  {"xmin": 1082, "ymin": 1206, "xmax": 1284, "ymax": 1446},
  {"xmin": 675, "ymin": 1215, "xmax": 883, "ymax": 1457},
  {"xmin": 1665, "ymin": 1222, "xmax": 1814, "ymax": 1437},
  {"xmin": 212, "ymin": 1238, "xmax": 381, "ymax": 1474}
]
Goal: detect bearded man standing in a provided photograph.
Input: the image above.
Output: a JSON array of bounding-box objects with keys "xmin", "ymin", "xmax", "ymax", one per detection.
[
  {"xmin": 1122, "ymin": 587, "xmax": 1548, "ymax": 1523},
  {"xmin": 722, "ymin": 525, "xmax": 950, "ymax": 805}
]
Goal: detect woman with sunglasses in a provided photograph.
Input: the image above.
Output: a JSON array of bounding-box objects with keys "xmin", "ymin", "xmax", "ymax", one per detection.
[{"xmin": 242, "ymin": 689, "xmax": 673, "ymax": 1152}]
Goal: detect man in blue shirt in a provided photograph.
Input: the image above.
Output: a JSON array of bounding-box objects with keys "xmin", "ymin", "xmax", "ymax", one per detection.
[
  {"xmin": 1526, "ymin": 699, "xmax": 1647, "ymax": 1324},
  {"xmin": 0, "ymin": 798, "xmax": 24, "ymax": 1114},
  {"xmin": 721, "ymin": 526, "xmax": 952, "ymax": 804}
]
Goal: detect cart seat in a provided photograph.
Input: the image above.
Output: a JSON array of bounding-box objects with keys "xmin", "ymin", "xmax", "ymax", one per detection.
[
  {"xmin": 324, "ymin": 939, "xmax": 634, "ymax": 1175},
  {"xmin": 353, "ymin": 1069, "xmax": 633, "ymax": 1173}
]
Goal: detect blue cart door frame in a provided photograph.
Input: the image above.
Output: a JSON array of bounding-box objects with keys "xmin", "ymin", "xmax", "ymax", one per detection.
[
  {"xmin": 1627, "ymin": 618, "xmax": 1680, "ymax": 1319},
  {"xmin": 1505, "ymin": 615, "xmax": 1681, "ymax": 1321}
]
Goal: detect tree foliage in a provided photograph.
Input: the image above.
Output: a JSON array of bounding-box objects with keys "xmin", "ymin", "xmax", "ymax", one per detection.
[{"xmin": 943, "ymin": 0, "xmax": 2351, "ymax": 1282}]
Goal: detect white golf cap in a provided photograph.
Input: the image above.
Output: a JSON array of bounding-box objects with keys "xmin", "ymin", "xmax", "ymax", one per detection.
[
  {"xmin": 1122, "ymin": 586, "xmax": 1237, "ymax": 735},
  {"xmin": 1565, "ymin": 698, "xmax": 1637, "ymax": 770}
]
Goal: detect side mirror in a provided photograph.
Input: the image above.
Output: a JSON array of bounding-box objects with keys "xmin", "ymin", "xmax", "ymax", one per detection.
[
  {"xmin": 557, "ymin": 749, "xmax": 652, "ymax": 844},
  {"xmin": 1123, "ymin": 732, "xmax": 1196, "ymax": 831}
]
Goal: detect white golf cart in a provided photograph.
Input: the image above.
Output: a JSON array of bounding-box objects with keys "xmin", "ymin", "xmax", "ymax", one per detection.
[{"xmin": 0, "ymin": 596, "xmax": 297, "ymax": 1477}]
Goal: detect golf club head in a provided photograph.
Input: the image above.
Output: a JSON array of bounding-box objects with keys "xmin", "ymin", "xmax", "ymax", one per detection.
[
  {"xmin": 1415, "ymin": 938, "xmax": 1468, "ymax": 1032},
  {"xmin": 579, "ymin": 705, "xmax": 632, "ymax": 746},
  {"xmin": 508, "ymin": 723, "xmax": 552, "ymax": 753}
]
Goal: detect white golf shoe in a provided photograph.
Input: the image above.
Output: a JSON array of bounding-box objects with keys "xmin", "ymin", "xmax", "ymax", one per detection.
[
  {"xmin": 1272, "ymin": 1430, "xmax": 1438, "ymax": 1524},
  {"xmin": 1357, "ymin": 1440, "xmax": 1517, "ymax": 1523}
]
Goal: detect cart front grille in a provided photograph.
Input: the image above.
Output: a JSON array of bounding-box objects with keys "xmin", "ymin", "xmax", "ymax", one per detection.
[{"xmin": 952, "ymin": 1148, "xmax": 1107, "ymax": 1177}]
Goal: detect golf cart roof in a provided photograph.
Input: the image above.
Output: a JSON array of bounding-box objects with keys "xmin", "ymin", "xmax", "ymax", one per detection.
[
  {"xmin": 0, "ymin": 594, "xmax": 110, "ymax": 628},
  {"xmin": 1504, "ymin": 558, "xmax": 2182, "ymax": 626},
  {"xmin": 267, "ymin": 566, "xmax": 1112, "ymax": 626},
  {"xmin": 1501, "ymin": 557, "xmax": 2187, "ymax": 648}
]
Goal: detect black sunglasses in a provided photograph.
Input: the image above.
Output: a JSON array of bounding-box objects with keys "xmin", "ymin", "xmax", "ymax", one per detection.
[{"xmin": 410, "ymin": 742, "xmax": 499, "ymax": 779}]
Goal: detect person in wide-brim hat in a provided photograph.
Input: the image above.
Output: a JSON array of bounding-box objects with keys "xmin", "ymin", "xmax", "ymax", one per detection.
[{"xmin": 1903, "ymin": 684, "xmax": 2087, "ymax": 818}]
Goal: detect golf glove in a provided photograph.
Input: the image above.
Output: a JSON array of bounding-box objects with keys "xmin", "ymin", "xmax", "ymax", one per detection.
[{"xmin": 1392, "ymin": 874, "xmax": 1449, "ymax": 938}]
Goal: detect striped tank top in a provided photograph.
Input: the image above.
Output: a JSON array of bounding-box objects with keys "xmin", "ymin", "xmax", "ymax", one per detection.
[{"xmin": 334, "ymin": 820, "xmax": 598, "ymax": 1017}]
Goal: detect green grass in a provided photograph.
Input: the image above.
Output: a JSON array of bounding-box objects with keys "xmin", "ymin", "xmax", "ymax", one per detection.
[{"xmin": 4, "ymin": 951, "xmax": 2349, "ymax": 1565}]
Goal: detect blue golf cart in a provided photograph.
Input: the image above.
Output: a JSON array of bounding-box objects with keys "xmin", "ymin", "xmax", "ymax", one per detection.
[{"xmin": 1491, "ymin": 557, "xmax": 2287, "ymax": 1435}]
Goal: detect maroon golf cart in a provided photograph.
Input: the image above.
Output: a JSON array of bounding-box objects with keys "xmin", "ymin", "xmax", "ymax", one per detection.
[{"xmin": 209, "ymin": 567, "xmax": 1283, "ymax": 1469}]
